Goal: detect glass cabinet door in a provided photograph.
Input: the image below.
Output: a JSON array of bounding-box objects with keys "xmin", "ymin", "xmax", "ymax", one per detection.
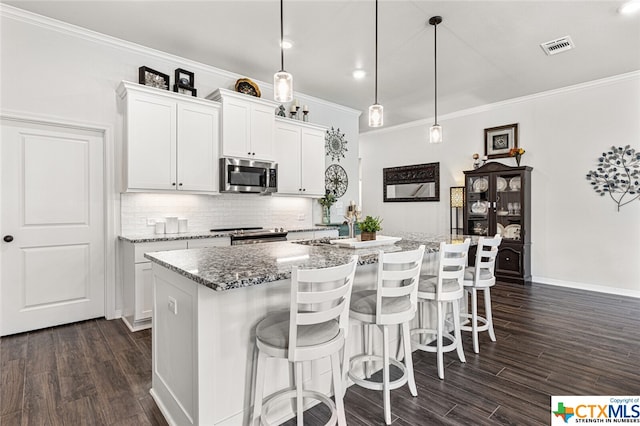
[
  {"xmin": 466, "ymin": 175, "xmax": 490, "ymax": 236},
  {"xmin": 495, "ymin": 173, "xmax": 522, "ymax": 241}
]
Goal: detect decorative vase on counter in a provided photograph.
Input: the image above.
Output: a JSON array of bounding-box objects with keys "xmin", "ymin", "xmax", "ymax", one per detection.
[
  {"xmin": 322, "ymin": 206, "xmax": 331, "ymax": 225},
  {"xmin": 360, "ymin": 231, "xmax": 376, "ymax": 241}
]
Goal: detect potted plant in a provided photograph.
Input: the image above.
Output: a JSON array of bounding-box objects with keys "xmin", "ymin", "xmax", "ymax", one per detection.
[
  {"xmin": 358, "ymin": 215, "xmax": 382, "ymax": 241},
  {"xmin": 318, "ymin": 191, "xmax": 337, "ymax": 224}
]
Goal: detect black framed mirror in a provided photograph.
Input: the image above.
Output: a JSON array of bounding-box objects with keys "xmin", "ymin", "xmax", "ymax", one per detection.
[{"xmin": 383, "ymin": 162, "xmax": 440, "ymax": 202}]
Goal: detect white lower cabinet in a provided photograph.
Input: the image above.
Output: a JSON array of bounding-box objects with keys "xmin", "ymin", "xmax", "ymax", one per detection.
[
  {"xmin": 274, "ymin": 118, "xmax": 326, "ymax": 196},
  {"xmin": 121, "ymin": 237, "xmax": 230, "ymax": 331}
]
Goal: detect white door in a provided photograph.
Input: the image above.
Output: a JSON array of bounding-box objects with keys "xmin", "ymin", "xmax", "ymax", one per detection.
[{"xmin": 1, "ymin": 119, "xmax": 105, "ymax": 336}]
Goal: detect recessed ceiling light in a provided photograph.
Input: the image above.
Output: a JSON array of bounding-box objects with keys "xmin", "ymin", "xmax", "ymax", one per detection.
[
  {"xmin": 352, "ymin": 69, "xmax": 367, "ymax": 79},
  {"xmin": 619, "ymin": 0, "xmax": 640, "ymax": 14},
  {"xmin": 281, "ymin": 40, "xmax": 293, "ymax": 49}
]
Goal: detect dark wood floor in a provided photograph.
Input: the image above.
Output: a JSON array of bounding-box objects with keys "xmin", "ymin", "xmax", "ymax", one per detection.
[{"xmin": 2, "ymin": 281, "xmax": 639, "ymax": 425}]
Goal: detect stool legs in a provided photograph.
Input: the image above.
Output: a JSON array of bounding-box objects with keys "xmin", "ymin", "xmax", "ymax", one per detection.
[
  {"xmin": 436, "ymin": 301, "xmax": 444, "ymax": 380},
  {"xmin": 485, "ymin": 288, "xmax": 496, "ymax": 342},
  {"xmin": 401, "ymin": 321, "xmax": 418, "ymax": 397},
  {"xmin": 381, "ymin": 325, "xmax": 391, "ymax": 425},
  {"xmin": 252, "ymin": 350, "xmax": 267, "ymax": 426},
  {"xmin": 465, "ymin": 286, "xmax": 496, "ymax": 354},
  {"xmin": 452, "ymin": 299, "xmax": 466, "ymax": 363},
  {"xmin": 470, "ymin": 287, "xmax": 479, "ymax": 353},
  {"xmin": 295, "ymin": 362, "xmax": 304, "ymax": 426},
  {"xmin": 330, "ymin": 352, "xmax": 347, "ymax": 426}
]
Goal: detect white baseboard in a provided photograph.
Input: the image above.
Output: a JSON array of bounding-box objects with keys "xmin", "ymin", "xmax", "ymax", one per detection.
[{"xmin": 532, "ymin": 276, "xmax": 640, "ymax": 299}]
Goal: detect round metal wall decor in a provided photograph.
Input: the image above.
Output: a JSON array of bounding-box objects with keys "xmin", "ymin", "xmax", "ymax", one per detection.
[
  {"xmin": 325, "ymin": 164, "xmax": 348, "ymax": 198},
  {"xmin": 325, "ymin": 127, "xmax": 348, "ymax": 162}
]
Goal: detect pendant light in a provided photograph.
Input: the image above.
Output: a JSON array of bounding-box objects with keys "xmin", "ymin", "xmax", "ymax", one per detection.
[
  {"xmin": 368, "ymin": 0, "xmax": 383, "ymax": 127},
  {"xmin": 274, "ymin": 0, "xmax": 293, "ymax": 102},
  {"xmin": 429, "ymin": 16, "xmax": 443, "ymax": 143}
]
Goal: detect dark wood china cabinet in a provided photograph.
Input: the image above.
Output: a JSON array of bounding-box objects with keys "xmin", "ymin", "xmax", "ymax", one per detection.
[{"xmin": 464, "ymin": 162, "xmax": 532, "ymax": 284}]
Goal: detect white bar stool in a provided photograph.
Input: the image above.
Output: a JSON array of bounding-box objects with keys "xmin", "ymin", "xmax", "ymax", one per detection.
[
  {"xmin": 411, "ymin": 239, "xmax": 470, "ymax": 380},
  {"xmin": 461, "ymin": 234, "xmax": 502, "ymax": 354},
  {"xmin": 251, "ymin": 256, "xmax": 358, "ymax": 426},
  {"xmin": 346, "ymin": 245, "xmax": 425, "ymax": 425}
]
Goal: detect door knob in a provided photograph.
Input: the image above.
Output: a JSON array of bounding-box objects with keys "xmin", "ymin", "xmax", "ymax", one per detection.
[{"xmin": 3, "ymin": 235, "xmax": 14, "ymax": 243}]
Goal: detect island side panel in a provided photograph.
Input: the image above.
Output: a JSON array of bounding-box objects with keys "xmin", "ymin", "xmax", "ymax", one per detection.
[{"xmin": 151, "ymin": 263, "xmax": 198, "ymax": 425}]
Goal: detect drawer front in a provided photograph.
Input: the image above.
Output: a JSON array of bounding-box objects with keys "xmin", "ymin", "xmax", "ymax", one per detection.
[
  {"xmin": 287, "ymin": 231, "xmax": 315, "ymax": 241},
  {"xmin": 496, "ymin": 245, "xmax": 523, "ymax": 276},
  {"xmin": 134, "ymin": 240, "xmax": 188, "ymax": 263},
  {"xmin": 187, "ymin": 237, "xmax": 231, "ymax": 248}
]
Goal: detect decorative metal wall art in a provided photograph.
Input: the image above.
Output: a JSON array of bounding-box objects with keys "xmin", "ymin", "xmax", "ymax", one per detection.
[
  {"xmin": 586, "ymin": 145, "xmax": 640, "ymax": 211},
  {"xmin": 325, "ymin": 127, "xmax": 348, "ymax": 162},
  {"xmin": 325, "ymin": 164, "xmax": 348, "ymax": 198},
  {"xmin": 383, "ymin": 162, "xmax": 440, "ymax": 202}
]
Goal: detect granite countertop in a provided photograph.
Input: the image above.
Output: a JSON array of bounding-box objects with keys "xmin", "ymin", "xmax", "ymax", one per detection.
[
  {"xmin": 119, "ymin": 226, "xmax": 338, "ymax": 243},
  {"xmin": 144, "ymin": 232, "xmax": 476, "ymax": 292}
]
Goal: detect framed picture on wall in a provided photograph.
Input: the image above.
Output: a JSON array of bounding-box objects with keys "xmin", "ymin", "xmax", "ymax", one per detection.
[
  {"xmin": 484, "ymin": 123, "xmax": 518, "ymax": 159},
  {"xmin": 383, "ymin": 162, "xmax": 440, "ymax": 202}
]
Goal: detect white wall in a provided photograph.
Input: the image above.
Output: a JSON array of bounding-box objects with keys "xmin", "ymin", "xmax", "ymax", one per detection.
[
  {"xmin": 0, "ymin": 6, "xmax": 360, "ymax": 226},
  {"xmin": 360, "ymin": 72, "xmax": 640, "ymax": 296},
  {"xmin": 0, "ymin": 5, "xmax": 360, "ymax": 315}
]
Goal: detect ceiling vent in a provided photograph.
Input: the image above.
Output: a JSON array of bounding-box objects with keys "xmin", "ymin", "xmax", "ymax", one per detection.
[{"xmin": 540, "ymin": 36, "xmax": 575, "ymax": 56}]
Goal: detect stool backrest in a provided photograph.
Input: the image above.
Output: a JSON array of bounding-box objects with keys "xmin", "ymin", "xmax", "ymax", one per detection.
[
  {"xmin": 289, "ymin": 256, "xmax": 358, "ymax": 360},
  {"xmin": 435, "ymin": 238, "xmax": 470, "ymax": 295},
  {"xmin": 376, "ymin": 245, "xmax": 425, "ymax": 325},
  {"xmin": 471, "ymin": 234, "xmax": 502, "ymax": 285}
]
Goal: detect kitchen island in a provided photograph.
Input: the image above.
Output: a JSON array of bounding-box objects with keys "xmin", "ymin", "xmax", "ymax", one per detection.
[{"xmin": 145, "ymin": 234, "xmax": 473, "ymax": 426}]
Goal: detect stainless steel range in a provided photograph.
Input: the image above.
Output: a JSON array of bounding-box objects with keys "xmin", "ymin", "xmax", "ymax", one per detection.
[{"xmin": 210, "ymin": 227, "xmax": 288, "ymax": 245}]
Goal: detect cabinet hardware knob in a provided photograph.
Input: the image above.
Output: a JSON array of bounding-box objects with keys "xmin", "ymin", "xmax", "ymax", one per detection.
[
  {"xmin": 252, "ymin": 152, "xmax": 256, "ymax": 156},
  {"xmin": 303, "ymin": 188, "xmax": 306, "ymax": 191},
  {"xmin": 179, "ymin": 183, "xmax": 183, "ymax": 186},
  {"xmin": 172, "ymin": 182, "xmax": 176, "ymax": 186},
  {"xmin": 505, "ymin": 257, "xmax": 510, "ymax": 261},
  {"xmin": 3, "ymin": 235, "xmax": 13, "ymax": 243}
]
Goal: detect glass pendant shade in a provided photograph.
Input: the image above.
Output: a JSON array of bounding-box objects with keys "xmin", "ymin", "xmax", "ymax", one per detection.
[
  {"xmin": 429, "ymin": 124, "xmax": 442, "ymax": 144},
  {"xmin": 369, "ymin": 104, "xmax": 383, "ymax": 127},
  {"xmin": 274, "ymin": 71, "xmax": 293, "ymax": 102}
]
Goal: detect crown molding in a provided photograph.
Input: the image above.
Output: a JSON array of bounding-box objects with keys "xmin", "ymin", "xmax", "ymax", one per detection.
[
  {"xmin": 362, "ymin": 70, "xmax": 640, "ymax": 136},
  {"xmin": 0, "ymin": 3, "xmax": 360, "ymax": 117}
]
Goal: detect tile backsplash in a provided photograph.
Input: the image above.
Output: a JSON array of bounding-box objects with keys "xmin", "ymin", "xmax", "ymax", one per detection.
[{"xmin": 120, "ymin": 193, "xmax": 314, "ymax": 235}]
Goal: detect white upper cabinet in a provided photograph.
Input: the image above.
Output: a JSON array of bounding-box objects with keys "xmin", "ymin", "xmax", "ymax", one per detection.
[
  {"xmin": 274, "ymin": 118, "xmax": 326, "ymax": 197},
  {"xmin": 207, "ymin": 88, "xmax": 278, "ymax": 161},
  {"xmin": 117, "ymin": 82, "xmax": 220, "ymax": 193}
]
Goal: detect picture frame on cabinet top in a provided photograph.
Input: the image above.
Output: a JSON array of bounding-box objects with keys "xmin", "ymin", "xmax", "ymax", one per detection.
[
  {"xmin": 174, "ymin": 68, "xmax": 195, "ymax": 88},
  {"xmin": 484, "ymin": 123, "xmax": 518, "ymax": 159},
  {"xmin": 173, "ymin": 84, "xmax": 197, "ymax": 97},
  {"xmin": 138, "ymin": 66, "xmax": 170, "ymax": 90}
]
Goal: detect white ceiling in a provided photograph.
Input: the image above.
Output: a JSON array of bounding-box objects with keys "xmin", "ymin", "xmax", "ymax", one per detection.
[{"xmin": 4, "ymin": 1, "xmax": 640, "ymax": 130}]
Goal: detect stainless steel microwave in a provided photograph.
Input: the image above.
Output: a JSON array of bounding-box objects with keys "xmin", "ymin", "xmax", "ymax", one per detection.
[{"xmin": 220, "ymin": 158, "xmax": 277, "ymax": 194}]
